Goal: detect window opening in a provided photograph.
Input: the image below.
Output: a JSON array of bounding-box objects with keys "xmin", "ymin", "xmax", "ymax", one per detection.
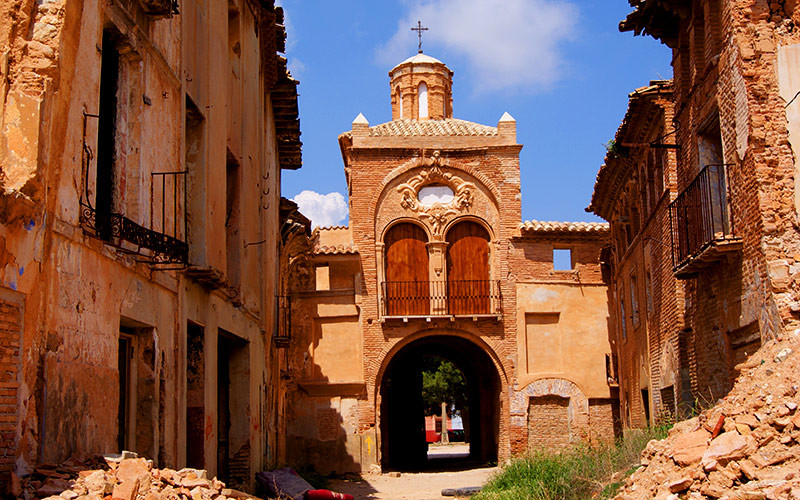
[
  {"xmin": 553, "ymin": 248, "xmax": 572, "ymax": 271},
  {"xmin": 97, "ymin": 28, "xmax": 121, "ymax": 241},
  {"xmin": 418, "ymin": 82, "xmax": 428, "ymax": 119},
  {"xmin": 226, "ymin": 151, "xmax": 241, "ymax": 288},
  {"xmin": 397, "ymin": 86, "xmax": 403, "ymax": 119},
  {"xmin": 418, "ymin": 184, "xmax": 454, "ymax": 205},
  {"xmin": 630, "ymin": 273, "xmax": 640, "ymax": 328}
]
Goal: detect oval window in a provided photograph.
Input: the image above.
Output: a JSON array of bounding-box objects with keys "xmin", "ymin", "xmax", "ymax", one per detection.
[{"xmin": 418, "ymin": 184, "xmax": 455, "ymax": 205}]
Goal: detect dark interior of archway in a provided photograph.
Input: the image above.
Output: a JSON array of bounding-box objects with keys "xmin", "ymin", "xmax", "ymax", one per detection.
[{"xmin": 380, "ymin": 335, "xmax": 500, "ymax": 471}]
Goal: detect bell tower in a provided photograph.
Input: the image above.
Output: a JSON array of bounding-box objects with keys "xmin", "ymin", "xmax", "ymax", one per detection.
[{"xmin": 389, "ymin": 53, "xmax": 453, "ymax": 121}]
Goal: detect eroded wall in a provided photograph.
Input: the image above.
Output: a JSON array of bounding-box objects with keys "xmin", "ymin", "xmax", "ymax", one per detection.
[{"xmin": 0, "ymin": 0, "xmax": 289, "ymax": 489}]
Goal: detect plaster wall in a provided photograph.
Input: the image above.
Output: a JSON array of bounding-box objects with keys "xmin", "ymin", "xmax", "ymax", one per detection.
[{"xmin": 0, "ymin": 0, "xmax": 289, "ymax": 489}]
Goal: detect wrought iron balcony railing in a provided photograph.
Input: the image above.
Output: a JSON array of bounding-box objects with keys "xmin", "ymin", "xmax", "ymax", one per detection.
[
  {"xmin": 668, "ymin": 164, "xmax": 741, "ymax": 277},
  {"xmin": 380, "ymin": 280, "xmax": 502, "ymax": 318},
  {"xmin": 79, "ymin": 169, "xmax": 188, "ymax": 264}
]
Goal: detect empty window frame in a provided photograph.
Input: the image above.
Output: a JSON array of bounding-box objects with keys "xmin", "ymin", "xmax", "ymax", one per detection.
[
  {"xmin": 553, "ymin": 248, "xmax": 572, "ymax": 271},
  {"xmin": 630, "ymin": 273, "xmax": 640, "ymax": 328}
]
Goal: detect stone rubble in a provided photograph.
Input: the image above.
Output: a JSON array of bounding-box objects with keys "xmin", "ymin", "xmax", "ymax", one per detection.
[
  {"xmin": 10, "ymin": 453, "xmax": 263, "ymax": 500},
  {"xmin": 614, "ymin": 331, "xmax": 800, "ymax": 500}
]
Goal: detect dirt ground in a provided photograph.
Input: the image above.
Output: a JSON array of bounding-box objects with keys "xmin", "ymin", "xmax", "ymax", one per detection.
[{"xmin": 327, "ymin": 444, "xmax": 497, "ymax": 500}]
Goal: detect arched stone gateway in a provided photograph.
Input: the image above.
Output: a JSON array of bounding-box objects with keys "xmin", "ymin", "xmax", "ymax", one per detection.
[
  {"xmin": 282, "ymin": 50, "xmax": 615, "ymax": 475},
  {"xmin": 377, "ymin": 333, "xmax": 503, "ymax": 470}
]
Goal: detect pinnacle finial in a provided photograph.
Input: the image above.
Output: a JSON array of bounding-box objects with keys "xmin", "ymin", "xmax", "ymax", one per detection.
[{"xmin": 411, "ymin": 21, "xmax": 429, "ymax": 54}]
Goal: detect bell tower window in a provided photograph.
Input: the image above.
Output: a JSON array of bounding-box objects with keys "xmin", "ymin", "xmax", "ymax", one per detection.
[
  {"xmin": 418, "ymin": 82, "xmax": 428, "ymax": 119},
  {"xmin": 396, "ymin": 86, "xmax": 404, "ymax": 119}
]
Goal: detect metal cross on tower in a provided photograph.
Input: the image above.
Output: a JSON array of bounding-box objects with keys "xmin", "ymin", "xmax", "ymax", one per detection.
[{"xmin": 411, "ymin": 21, "xmax": 429, "ymax": 54}]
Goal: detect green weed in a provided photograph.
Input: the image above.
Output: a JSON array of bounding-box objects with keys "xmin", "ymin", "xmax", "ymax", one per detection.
[{"xmin": 474, "ymin": 425, "xmax": 669, "ymax": 500}]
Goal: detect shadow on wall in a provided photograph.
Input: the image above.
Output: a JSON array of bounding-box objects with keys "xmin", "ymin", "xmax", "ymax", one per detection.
[{"xmin": 283, "ymin": 296, "xmax": 369, "ymax": 477}]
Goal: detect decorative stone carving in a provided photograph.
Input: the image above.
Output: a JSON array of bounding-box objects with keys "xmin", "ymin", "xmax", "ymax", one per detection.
[
  {"xmin": 395, "ymin": 154, "xmax": 476, "ymax": 236},
  {"xmin": 288, "ymin": 254, "xmax": 313, "ymax": 292}
]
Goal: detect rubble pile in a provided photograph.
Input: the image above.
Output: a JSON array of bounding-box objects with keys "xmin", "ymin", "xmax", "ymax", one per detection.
[
  {"xmin": 12, "ymin": 454, "xmax": 261, "ymax": 500},
  {"xmin": 614, "ymin": 332, "xmax": 800, "ymax": 500}
]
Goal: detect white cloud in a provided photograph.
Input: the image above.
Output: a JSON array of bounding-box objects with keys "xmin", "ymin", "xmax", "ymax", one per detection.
[
  {"xmin": 377, "ymin": 0, "xmax": 579, "ymax": 92},
  {"xmin": 291, "ymin": 190, "xmax": 349, "ymax": 228},
  {"xmin": 287, "ymin": 57, "xmax": 306, "ymax": 80}
]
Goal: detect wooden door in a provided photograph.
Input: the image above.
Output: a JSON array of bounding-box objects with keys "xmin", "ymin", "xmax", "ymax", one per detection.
[
  {"xmin": 446, "ymin": 221, "xmax": 490, "ymax": 314},
  {"xmin": 385, "ymin": 223, "xmax": 430, "ymax": 315}
]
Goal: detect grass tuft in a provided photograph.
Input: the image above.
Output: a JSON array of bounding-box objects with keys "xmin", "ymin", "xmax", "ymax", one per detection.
[{"xmin": 474, "ymin": 425, "xmax": 669, "ymax": 500}]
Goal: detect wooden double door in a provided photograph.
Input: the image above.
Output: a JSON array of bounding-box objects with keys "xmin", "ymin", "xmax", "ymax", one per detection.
[{"xmin": 384, "ymin": 221, "xmax": 490, "ymax": 316}]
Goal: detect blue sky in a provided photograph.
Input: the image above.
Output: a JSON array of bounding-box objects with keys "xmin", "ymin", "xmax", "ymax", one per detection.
[{"xmin": 278, "ymin": 0, "xmax": 673, "ymax": 227}]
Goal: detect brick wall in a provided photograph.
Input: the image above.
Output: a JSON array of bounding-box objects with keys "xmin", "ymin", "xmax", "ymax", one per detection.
[
  {"xmin": 588, "ymin": 398, "xmax": 619, "ymax": 444},
  {"xmin": 0, "ymin": 290, "xmax": 22, "ymax": 479},
  {"xmin": 527, "ymin": 396, "xmax": 570, "ymax": 450}
]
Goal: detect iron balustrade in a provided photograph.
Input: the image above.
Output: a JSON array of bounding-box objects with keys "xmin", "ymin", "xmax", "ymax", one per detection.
[
  {"xmin": 381, "ymin": 280, "xmax": 502, "ymax": 317},
  {"xmin": 78, "ymin": 112, "xmax": 188, "ymax": 264},
  {"xmin": 668, "ymin": 164, "xmax": 734, "ymax": 270},
  {"xmin": 151, "ymin": 170, "xmax": 188, "ymax": 247}
]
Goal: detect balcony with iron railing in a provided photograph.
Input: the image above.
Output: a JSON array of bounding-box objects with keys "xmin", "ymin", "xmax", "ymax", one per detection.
[
  {"xmin": 668, "ymin": 164, "xmax": 742, "ymax": 278},
  {"xmin": 380, "ymin": 280, "xmax": 502, "ymax": 320},
  {"xmin": 79, "ymin": 113, "xmax": 189, "ymax": 265}
]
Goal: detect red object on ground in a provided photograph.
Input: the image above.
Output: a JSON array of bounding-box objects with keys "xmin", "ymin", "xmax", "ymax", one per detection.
[
  {"xmin": 304, "ymin": 490, "xmax": 354, "ymax": 500},
  {"xmin": 425, "ymin": 430, "xmax": 441, "ymax": 443}
]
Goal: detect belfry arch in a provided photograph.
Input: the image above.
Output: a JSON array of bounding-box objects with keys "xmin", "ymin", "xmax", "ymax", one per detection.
[{"xmin": 377, "ymin": 333, "xmax": 502, "ymax": 470}]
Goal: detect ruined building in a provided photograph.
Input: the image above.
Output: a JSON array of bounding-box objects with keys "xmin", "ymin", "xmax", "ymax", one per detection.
[
  {"xmin": 0, "ymin": 0, "xmax": 301, "ymax": 490},
  {"xmin": 588, "ymin": 81, "xmax": 688, "ymax": 427},
  {"xmin": 590, "ymin": 0, "xmax": 800, "ymax": 428},
  {"xmin": 281, "ymin": 53, "xmax": 618, "ymax": 474}
]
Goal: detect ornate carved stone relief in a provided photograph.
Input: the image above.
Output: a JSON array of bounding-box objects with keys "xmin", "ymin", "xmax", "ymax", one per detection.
[{"xmin": 395, "ymin": 152, "xmax": 476, "ymax": 237}]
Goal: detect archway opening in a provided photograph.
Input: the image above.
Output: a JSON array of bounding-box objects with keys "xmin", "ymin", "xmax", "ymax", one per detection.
[{"xmin": 379, "ymin": 335, "xmax": 500, "ymax": 471}]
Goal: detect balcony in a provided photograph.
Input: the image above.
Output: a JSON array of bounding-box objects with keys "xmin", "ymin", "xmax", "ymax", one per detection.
[
  {"xmin": 380, "ymin": 280, "xmax": 502, "ymax": 320},
  {"xmin": 668, "ymin": 164, "xmax": 742, "ymax": 278},
  {"xmin": 79, "ymin": 170, "xmax": 188, "ymax": 265}
]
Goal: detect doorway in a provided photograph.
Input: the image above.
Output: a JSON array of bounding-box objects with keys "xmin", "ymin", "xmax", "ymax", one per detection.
[{"xmin": 379, "ymin": 335, "xmax": 501, "ymax": 471}]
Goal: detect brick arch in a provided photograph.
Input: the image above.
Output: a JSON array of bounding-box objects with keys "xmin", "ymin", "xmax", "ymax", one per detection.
[
  {"xmin": 442, "ymin": 215, "xmax": 495, "ymax": 242},
  {"xmin": 369, "ymin": 156, "xmax": 501, "ymax": 225},
  {"xmin": 512, "ymin": 378, "xmax": 590, "ymax": 446},
  {"xmin": 378, "ymin": 216, "xmax": 433, "ymax": 242},
  {"xmin": 374, "ymin": 328, "xmax": 508, "ymax": 468},
  {"xmin": 372, "ymin": 327, "xmax": 509, "ymax": 401}
]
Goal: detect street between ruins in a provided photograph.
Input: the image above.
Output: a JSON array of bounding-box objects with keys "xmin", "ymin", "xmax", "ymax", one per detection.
[{"xmin": 327, "ymin": 444, "xmax": 498, "ymax": 500}]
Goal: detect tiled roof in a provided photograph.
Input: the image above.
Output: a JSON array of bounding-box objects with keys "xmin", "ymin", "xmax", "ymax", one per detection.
[
  {"xmin": 367, "ymin": 119, "xmax": 498, "ymax": 137},
  {"xmin": 312, "ymin": 226, "xmax": 358, "ymax": 255},
  {"xmin": 519, "ymin": 220, "xmax": 609, "ymax": 234},
  {"xmin": 314, "ymin": 244, "xmax": 359, "ymax": 255}
]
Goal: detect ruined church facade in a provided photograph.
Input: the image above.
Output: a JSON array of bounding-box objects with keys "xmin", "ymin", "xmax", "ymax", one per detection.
[{"xmin": 282, "ymin": 54, "xmax": 619, "ymax": 474}]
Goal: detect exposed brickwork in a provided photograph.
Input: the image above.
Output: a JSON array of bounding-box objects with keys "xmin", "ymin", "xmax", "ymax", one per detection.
[
  {"xmin": 589, "ymin": 82, "xmax": 686, "ymax": 429},
  {"xmin": 284, "ymin": 55, "xmax": 616, "ymax": 473},
  {"xmin": 0, "ymin": 291, "xmax": 22, "ymax": 479},
  {"xmin": 588, "ymin": 398, "xmax": 619, "ymax": 444},
  {"xmin": 602, "ymin": 1, "xmax": 800, "ymax": 434},
  {"xmin": 527, "ymin": 396, "xmax": 570, "ymax": 450}
]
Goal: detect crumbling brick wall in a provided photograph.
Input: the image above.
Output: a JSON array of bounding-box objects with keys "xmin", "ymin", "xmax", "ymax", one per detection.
[{"xmin": 0, "ymin": 289, "xmax": 22, "ymax": 482}]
